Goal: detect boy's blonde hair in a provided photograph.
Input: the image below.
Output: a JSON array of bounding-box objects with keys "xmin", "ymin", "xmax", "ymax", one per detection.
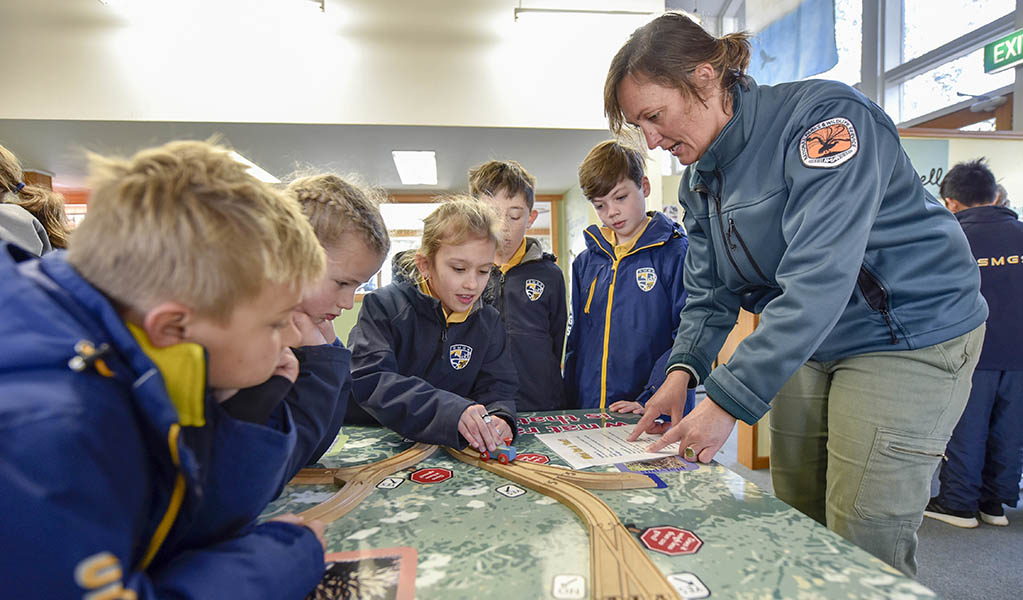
[
  {"xmin": 1, "ymin": 143, "xmax": 72, "ymax": 249},
  {"xmin": 578, "ymin": 140, "xmax": 646, "ymax": 201},
  {"xmin": 286, "ymin": 173, "xmax": 390, "ymax": 257},
  {"xmin": 400, "ymin": 196, "xmax": 500, "ymax": 280},
  {"xmin": 468, "ymin": 160, "xmax": 537, "ymax": 210},
  {"xmin": 68, "ymin": 140, "xmax": 325, "ymax": 321}
]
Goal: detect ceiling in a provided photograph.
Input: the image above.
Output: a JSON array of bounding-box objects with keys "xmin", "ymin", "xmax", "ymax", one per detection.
[
  {"xmin": 0, "ymin": 119, "xmax": 614, "ymax": 194},
  {"xmin": 0, "ymin": 1, "xmax": 743, "ymax": 195}
]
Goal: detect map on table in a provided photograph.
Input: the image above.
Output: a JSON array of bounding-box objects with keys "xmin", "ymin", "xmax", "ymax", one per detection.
[{"xmin": 267, "ymin": 410, "xmax": 937, "ymax": 600}]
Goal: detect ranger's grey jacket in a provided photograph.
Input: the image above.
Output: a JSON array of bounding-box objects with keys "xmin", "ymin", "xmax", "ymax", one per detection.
[{"xmin": 668, "ymin": 77, "xmax": 988, "ymax": 424}]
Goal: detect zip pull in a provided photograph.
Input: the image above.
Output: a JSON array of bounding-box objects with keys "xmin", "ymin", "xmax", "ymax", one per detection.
[
  {"xmin": 68, "ymin": 340, "xmax": 115, "ymax": 377},
  {"xmin": 727, "ymin": 217, "xmax": 738, "ymax": 250},
  {"xmin": 441, "ymin": 325, "xmax": 448, "ymax": 342},
  {"xmin": 880, "ymin": 309, "xmax": 899, "ymax": 345}
]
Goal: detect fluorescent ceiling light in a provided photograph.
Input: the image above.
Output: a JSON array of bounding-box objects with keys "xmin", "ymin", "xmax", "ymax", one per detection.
[
  {"xmin": 228, "ymin": 151, "xmax": 280, "ymax": 183},
  {"xmin": 392, "ymin": 151, "xmax": 438, "ymax": 185}
]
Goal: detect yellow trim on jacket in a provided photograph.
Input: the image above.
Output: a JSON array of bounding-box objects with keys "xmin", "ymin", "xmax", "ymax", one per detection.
[
  {"xmin": 418, "ymin": 279, "xmax": 471, "ymax": 324},
  {"xmin": 498, "ymin": 238, "xmax": 527, "ymax": 274},
  {"xmin": 127, "ymin": 323, "xmax": 206, "ymax": 427}
]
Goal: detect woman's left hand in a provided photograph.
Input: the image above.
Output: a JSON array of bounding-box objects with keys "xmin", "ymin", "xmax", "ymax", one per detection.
[{"xmin": 647, "ymin": 396, "xmax": 737, "ymax": 463}]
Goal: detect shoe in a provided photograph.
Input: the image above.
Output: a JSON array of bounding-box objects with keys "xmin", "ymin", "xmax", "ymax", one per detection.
[
  {"xmin": 924, "ymin": 497, "xmax": 979, "ymax": 528},
  {"xmin": 979, "ymin": 501, "xmax": 1008, "ymax": 526}
]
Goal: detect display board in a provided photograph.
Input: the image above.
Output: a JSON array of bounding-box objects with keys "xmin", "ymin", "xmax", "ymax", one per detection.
[{"xmin": 265, "ymin": 410, "xmax": 936, "ymax": 600}]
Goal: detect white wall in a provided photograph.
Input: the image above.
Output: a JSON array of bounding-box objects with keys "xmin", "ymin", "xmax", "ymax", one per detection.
[{"xmin": 0, "ymin": 0, "xmax": 662, "ymax": 129}]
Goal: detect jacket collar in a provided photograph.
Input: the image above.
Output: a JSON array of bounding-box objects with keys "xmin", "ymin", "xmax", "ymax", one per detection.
[
  {"xmin": 31, "ymin": 251, "xmax": 202, "ymax": 477},
  {"xmin": 393, "ymin": 267, "xmax": 481, "ymax": 324},
  {"xmin": 688, "ymin": 77, "xmax": 758, "ymax": 193},
  {"xmin": 955, "ymin": 204, "xmax": 1019, "ymax": 224},
  {"xmin": 583, "ymin": 211, "xmax": 679, "ymax": 258}
]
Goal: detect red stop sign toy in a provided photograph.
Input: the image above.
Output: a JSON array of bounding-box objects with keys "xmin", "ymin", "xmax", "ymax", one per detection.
[
  {"xmin": 410, "ymin": 467, "xmax": 453, "ymax": 484},
  {"xmin": 640, "ymin": 526, "xmax": 702, "ymax": 556},
  {"xmin": 515, "ymin": 453, "xmax": 550, "ymax": 464}
]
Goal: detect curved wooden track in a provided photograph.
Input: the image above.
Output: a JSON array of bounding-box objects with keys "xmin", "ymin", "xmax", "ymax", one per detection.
[
  {"xmin": 297, "ymin": 443, "xmax": 437, "ymax": 523},
  {"xmin": 447, "ymin": 447, "xmax": 680, "ymax": 600}
]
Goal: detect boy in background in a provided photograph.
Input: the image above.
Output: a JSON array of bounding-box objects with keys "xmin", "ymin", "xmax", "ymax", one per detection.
[
  {"xmin": 926, "ymin": 159, "xmax": 1023, "ymax": 528},
  {"xmin": 0, "ymin": 141, "xmax": 328, "ymax": 599},
  {"xmin": 564, "ymin": 140, "xmax": 695, "ymax": 415},
  {"xmin": 470, "ymin": 160, "xmax": 568, "ymax": 411}
]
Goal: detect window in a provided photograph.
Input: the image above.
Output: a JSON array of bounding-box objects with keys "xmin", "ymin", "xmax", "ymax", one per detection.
[
  {"xmin": 900, "ymin": 46, "xmax": 1015, "ymax": 122},
  {"xmin": 813, "ymin": 0, "xmax": 862, "ymax": 85},
  {"xmin": 902, "ymin": 0, "xmax": 1016, "ymax": 63}
]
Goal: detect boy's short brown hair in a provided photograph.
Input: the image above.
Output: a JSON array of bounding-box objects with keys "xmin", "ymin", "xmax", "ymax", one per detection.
[
  {"xmin": 468, "ymin": 160, "xmax": 537, "ymax": 210},
  {"xmin": 578, "ymin": 140, "xmax": 646, "ymax": 201},
  {"xmin": 68, "ymin": 140, "xmax": 325, "ymax": 321}
]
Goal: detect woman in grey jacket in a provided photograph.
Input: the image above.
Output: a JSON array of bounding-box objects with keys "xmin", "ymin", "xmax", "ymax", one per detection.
[{"xmin": 613, "ymin": 13, "xmax": 987, "ymax": 576}]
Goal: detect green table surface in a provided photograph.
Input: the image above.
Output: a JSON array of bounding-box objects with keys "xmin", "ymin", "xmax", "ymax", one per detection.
[{"xmin": 265, "ymin": 410, "xmax": 937, "ymax": 600}]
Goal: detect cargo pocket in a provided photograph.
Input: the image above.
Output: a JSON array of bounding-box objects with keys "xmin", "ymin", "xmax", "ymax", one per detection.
[{"xmin": 853, "ymin": 427, "xmax": 947, "ymax": 523}]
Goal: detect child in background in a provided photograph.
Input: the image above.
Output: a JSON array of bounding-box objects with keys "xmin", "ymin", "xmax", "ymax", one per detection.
[
  {"xmin": 0, "ymin": 140, "xmax": 328, "ymax": 599},
  {"xmin": 0, "ymin": 142, "xmax": 72, "ymax": 254},
  {"xmin": 348, "ymin": 197, "xmax": 517, "ymax": 451},
  {"xmin": 564, "ymin": 140, "xmax": 696, "ymax": 415},
  {"xmin": 469, "ymin": 160, "xmax": 568, "ymax": 411}
]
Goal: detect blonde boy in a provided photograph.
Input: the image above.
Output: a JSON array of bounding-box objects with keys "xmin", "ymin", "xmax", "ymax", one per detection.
[
  {"xmin": 469, "ymin": 160, "xmax": 568, "ymax": 411},
  {"xmin": 0, "ymin": 141, "xmax": 329, "ymax": 599},
  {"xmin": 564, "ymin": 141, "xmax": 695, "ymax": 414}
]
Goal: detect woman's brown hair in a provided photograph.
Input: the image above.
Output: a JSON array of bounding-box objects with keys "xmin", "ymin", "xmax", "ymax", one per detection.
[{"xmin": 604, "ymin": 12, "xmax": 751, "ymax": 134}]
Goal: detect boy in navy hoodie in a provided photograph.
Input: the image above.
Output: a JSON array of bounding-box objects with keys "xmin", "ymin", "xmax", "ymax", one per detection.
[
  {"xmin": 0, "ymin": 141, "xmax": 329, "ymax": 599},
  {"xmin": 925, "ymin": 159, "xmax": 1023, "ymax": 528},
  {"xmin": 348, "ymin": 197, "xmax": 518, "ymax": 452},
  {"xmin": 564, "ymin": 140, "xmax": 695, "ymax": 415},
  {"xmin": 470, "ymin": 160, "xmax": 568, "ymax": 411}
]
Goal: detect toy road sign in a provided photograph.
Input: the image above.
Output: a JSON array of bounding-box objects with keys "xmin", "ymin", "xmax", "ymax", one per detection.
[
  {"xmin": 410, "ymin": 468, "xmax": 453, "ymax": 484},
  {"xmin": 516, "ymin": 453, "xmax": 551, "ymax": 464},
  {"xmin": 640, "ymin": 526, "xmax": 703, "ymax": 556}
]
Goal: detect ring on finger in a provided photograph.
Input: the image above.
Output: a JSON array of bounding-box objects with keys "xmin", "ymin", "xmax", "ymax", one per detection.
[
  {"xmin": 482, "ymin": 415, "xmax": 493, "ymax": 424},
  {"xmin": 683, "ymin": 446, "xmax": 697, "ymax": 461}
]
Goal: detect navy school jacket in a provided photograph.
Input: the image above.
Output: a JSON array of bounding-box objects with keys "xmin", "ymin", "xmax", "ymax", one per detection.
[
  {"xmin": 564, "ymin": 211, "xmax": 696, "ymax": 412},
  {"xmin": 0, "ymin": 245, "xmax": 324, "ymax": 600},
  {"xmin": 955, "ymin": 205, "xmax": 1023, "ymax": 371},
  {"xmin": 348, "ymin": 272, "xmax": 519, "ymax": 447},
  {"xmin": 482, "ymin": 237, "xmax": 568, "ymax": 411},
  {"xmin": 222, "ymin": 341, "xmax": 352, "ymax": 476}
]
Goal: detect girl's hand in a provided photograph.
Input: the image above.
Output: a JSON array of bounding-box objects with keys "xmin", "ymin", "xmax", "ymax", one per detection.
[
  {"xmin": 273, "ymin": 347, "xmax": 299, "ymax": 383},
  {"xmin": 609, "ymin": 400, "xmax": 645, "ymax": 414},
  {"xmin": 292, "ymin": 311, "xmax": 329, "ymax": 347},
  {"xmin": 458, "ymin": 404, "xmax": 503, "ymax": 452}
]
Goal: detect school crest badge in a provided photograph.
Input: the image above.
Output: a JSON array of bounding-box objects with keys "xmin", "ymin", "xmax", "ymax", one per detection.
[
  {"xmin": 525, "ymin": 278, "xmax": 545, "ymax": 301},
  {"xmin": 636, "ymin": 267, "xmax": 657, "ymax": 292},
  {"xmin": 449, "ymin": 344, "xmax": 473, "ymax": 370},
  {"xmin": 799, "ymin": 117, "xmax": 858, "ymax": 168}
]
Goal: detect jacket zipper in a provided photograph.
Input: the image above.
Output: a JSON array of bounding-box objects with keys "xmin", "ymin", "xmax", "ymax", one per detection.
[
  {"xmin": 728, "ymin": 218, "xmax": 768, "ymax": 281},
  {"xmin": 498, "ymin": 272, "xmax": 507, "ymax": 320},
  {"xmin": 696, "ymin": 182, "xmax": 749, "ymax": 284},
  {"xmin": 427, "ymin": 310, "xmax": 450, "ymax": 367},
  {"xmin": 857, "ymin": 267, "xmax": 899, "ymax": 345}
]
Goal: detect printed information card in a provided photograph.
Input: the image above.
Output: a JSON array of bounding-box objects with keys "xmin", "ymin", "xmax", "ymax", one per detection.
[{"xmin": 535, "ymin": 426, "xmax": 682, "ymax": 470}]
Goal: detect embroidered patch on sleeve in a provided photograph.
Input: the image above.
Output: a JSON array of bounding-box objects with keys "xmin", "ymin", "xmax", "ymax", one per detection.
[{"xmin": 799, "ymin": 117, "xmax": 858, "ymax": 168}]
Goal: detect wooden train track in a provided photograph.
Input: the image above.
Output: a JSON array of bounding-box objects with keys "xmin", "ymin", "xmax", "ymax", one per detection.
[
  {"xmin": 447, "ymin": 447, "xmax": 681, "ymax": 600},
  {"xmin": 296, "ymin": 443, "xmax": 438, "ymax": 523}
]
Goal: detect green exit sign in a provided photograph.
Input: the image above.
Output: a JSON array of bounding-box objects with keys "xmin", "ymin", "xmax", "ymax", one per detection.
[{"xmin": 984, "ymin": 29, "xmax": 1023, "ymax": 74}]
